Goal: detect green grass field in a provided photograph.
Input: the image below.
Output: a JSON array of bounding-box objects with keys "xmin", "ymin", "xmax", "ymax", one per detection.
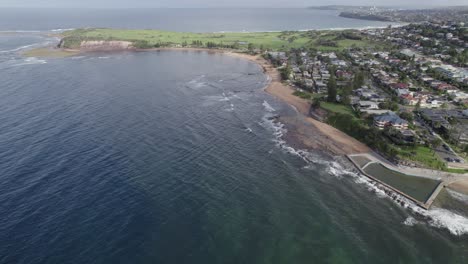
[
  {"xmin": 61, "ymin": 28, "xmax": 377, "ymax": 51},
  {"xmin": 320, "ymin": 102, "xmax": 355, "ymax": 115},
  {"xmin": 397, "ymin": 146, "xmax": 447, "ymax": 170}
]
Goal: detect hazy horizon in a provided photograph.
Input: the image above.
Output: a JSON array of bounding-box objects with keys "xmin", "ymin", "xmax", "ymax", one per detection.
[{"xmin": 1, "ymin": 0, "xmax": 467, "ymax": 8}]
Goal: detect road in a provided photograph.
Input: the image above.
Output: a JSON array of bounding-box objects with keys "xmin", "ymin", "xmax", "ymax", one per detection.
[{"xmin": 415, "ymin": 115, "xmax": 465, "ymax": 164}]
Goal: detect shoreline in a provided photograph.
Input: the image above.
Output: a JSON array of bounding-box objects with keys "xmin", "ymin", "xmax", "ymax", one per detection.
[
  {"xmin": 197, "ymin": 49, "xmax": 468, "ymax": 195},
  {"xmin": 33, "ymin": 46, "xmax": 468, "ymax": 196},
  {"xmin": 211, "ymin": 50, "xmax": 371, "ymax": 156},
  {"xmin": 36, "ymin": 46, "xmax": 385, "ymax": 156}
]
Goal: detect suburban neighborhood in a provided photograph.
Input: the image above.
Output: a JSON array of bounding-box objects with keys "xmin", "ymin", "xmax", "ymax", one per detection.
[{"xmin": 265, "ymin": 21, "xmax": 468, "ymax": 172}]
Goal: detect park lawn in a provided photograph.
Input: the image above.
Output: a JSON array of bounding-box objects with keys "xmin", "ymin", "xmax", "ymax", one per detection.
[
  {"xmin": 63, "ymin": 29, "xmax": 311, "ymax": 50},
  {"xmin": 314, "ymin": 38, "xmax": 376, "ymax": 51},
  {"xmin": 61, "ymin": 28, "xmax": 377, "ymax": 51},
  {"xmin": 397, "ymin": 146, "xmax": 446, "ymax": 170},
  {"xmin": 293, "ymin": 90, "xmax": 314, "ymax": 99},
  {"xmin": 445, "ymin": 168, "xmax": 468, "ymax": 174},
  {"xmin": 320, "ymin": 102, "xmax": 355, "ymax": 116}
]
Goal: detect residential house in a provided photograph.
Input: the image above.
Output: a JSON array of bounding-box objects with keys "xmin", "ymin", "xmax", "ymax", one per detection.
[
  {"xmin": 358, "ymin": 101, "xmax": 379, "ymax": 110},
  {"xmin": 374, "ymin": 113, "xmax": 409, "ymax": 130}
]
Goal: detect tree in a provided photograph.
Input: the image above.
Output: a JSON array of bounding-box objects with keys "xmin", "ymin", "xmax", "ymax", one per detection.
[
  {"xmin": 388, "ymin": 147, "xmax": 399, "ymax": 159},
  {"xmin": 312, "ymin": 97, "xmax": 321, "ymax": 108},
  {"xmin": 259, "ymin": 44, "xmax": 265, "ymax": 52},
  {"xmin": 352, "ymin": 70, "xmax": 365, "ymax": 90},
  {"xmin": 430, "ymin": 138, "xmax": 442, "ymax": 152},
  {"xmin": 415, "ymin": 99, "xmax": 421, "ymax": 111},
  {"xmin": 247, "ymin": 43, "xmax": 254, "ymax": 53},
  {"xmin": 279, "ymin": 65, "xmax": 292, "ymax": 81},
  {"xmin": 399, "ymin": 111, "xmax": 414, "ymax": 123},
  {"xmin": 341, "ymin": 85, "xmax": 352, "ymax": 105},
  {"xmin": 327, "ymin": 71, "xmax": 337, "ymax": 102}
]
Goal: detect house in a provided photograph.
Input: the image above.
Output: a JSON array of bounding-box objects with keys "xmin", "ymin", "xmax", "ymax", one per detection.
[
  {"xmin": 304, "ymin": 79, "xmax": 314, "ymax": 88},
  {"xmin": 390, "ymin": 83, "xmax": 409, "ymax": 90},
  {"xmin": 396, "ymin": 89, "xmax": 410, "ymax": 96},
  {"xmin": 400, "ymin": 94, "xmax": 417, "ymax": 105},
  {"xmin": 374, "ymin": 113, "xmax": 409, "ymax": 130},
  {"xmin": 426, "ymin": 99, "xmax": 442, "ymax": 108},
  {"xmin": 314, "ymin": 81, "xmax": 327, "ymax": 93},
  {"xmin": 358, "ymin": 101, "xmax": 379, "ymax": 110},
  {"xmin": 449, "ymin": 91, "xmax": 468, "ymax": 102},
  {"xmin": 436, "ymin": 83, "xmax": 455, "ymax": 91},
  {"xmin": 398, "ymin": 129, "xmax": 417, "ymax": 143},
  {"xmin": 336, "ymin": 70, "xmax": 353, "ymax": 80}
]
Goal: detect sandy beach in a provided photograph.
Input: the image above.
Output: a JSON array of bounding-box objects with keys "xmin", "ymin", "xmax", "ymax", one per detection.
[
  {"xmin": 37, "ymin": 45, "xmax": 468, "ymax": 196},
  {"xmin": 225, "ymin": 52, "xmax": 370, "ymax": 156},
  {"xmin": 226, "ymin": 51, "xmax": 468, "ymax": 195}
]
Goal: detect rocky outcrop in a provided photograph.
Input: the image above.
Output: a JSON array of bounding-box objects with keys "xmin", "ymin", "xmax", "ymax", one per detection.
[{"xmin": 79, "ymin": 40, "xmax": 135, "ymax": 51}]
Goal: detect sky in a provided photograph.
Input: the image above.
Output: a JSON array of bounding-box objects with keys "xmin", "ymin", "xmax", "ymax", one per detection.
[{"xmin": 0, "ymin": 0, "xmax": 467, "ymax": 8}]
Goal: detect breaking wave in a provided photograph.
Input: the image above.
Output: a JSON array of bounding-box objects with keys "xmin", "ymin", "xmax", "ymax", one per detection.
[
  {"xmin": 403, "ymin": 217, "xmax": 418, "ymax": 227},
  {"xmin": 447, "ymin": 189, "xmax": 468, "ymax": 203},
  {"xmin": 0, "ymin": 43, "xmax": 37, "ymax": 53},
  {"xmin": 260, "ymin": 100, "xmax": 468, "ymax": 236},
  {"xmin": 262, "ymin": 100, "xmax": 276, "ymax": 112}
]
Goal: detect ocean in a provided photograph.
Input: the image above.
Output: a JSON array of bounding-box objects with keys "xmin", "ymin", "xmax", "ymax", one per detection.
[
  {"xmin": 0, "ymin": 8, "xmax": 400, "ymax": 32},
  {"xmin": 0, "ymin": 8, "xmax": 468, "ymax": 264}
]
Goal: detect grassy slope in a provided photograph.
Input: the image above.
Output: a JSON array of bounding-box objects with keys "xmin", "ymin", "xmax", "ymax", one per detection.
[
  {"xmin": 61, "ymin": 28, "xmax": 377, "ymax": 51},
  {"xmin": 315, "ymin": 100, "xmax": 464, "ymax": 172}
]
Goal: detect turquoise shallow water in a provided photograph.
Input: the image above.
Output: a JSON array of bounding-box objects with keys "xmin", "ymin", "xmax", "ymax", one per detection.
[{"xmin": 1, "ymin": 33, "xmax": 468, "ymax": 263}]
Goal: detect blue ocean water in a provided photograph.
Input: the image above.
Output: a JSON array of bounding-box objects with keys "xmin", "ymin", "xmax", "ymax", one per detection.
[
  {"xmin": 0, "ymin": 9, "xmax": 468, "ymax": 264},
  {"xmin": 0, "ymin": 8, "xmax": 399, "ymax": 32}
]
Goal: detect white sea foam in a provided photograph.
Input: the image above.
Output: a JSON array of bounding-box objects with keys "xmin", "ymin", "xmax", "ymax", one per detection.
[
  {"xmin": 348, "ymin": 165, "xmax": 468, "ymax": 235},
  {"xmin": 403, "ymin": 217, "xmax": 418, "ymax": 226},
  {"xmin": 187, "ymin": 75, "xmax": 207, "ymax": 89},
  {"xmin": 0, "ymin": 43, "xmax": 37, "ymax": 53},
  {"xmin": 70, "ymin": 56, "xmax": 86, "ymax": 60},
  {"xmin": 12, "ymin": 57, "xmax": 47, "ymax": 67},
  {"xmin": 0, "ymin": 30, "xmax": 41, "ymax": 33},
  {"xmin": 261, "ymin": 109, "xmax": 468, "ymax": 236},
  {"xmin": 447, "ymin": 189, "xmax": 468, "ymax": 203},
  {"xmin": 262, "ymin": 100, "xmax": 276, "ymax": 112},
  {"xmin": 50, "ymin": 28, "xmax": 75, "ymax": 32},
  {"xmin": 424, "ymin": 208, "xmax": 468, "ymax": 236},
  {"xmin": 219, "ymin": 92, "xmax": 230, "ymax": 102}
]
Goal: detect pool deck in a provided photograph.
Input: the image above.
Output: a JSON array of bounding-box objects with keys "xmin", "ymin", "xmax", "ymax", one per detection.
[{"xmin": 346, "ymin": 152, "xmax": 468, "ymax": 209}]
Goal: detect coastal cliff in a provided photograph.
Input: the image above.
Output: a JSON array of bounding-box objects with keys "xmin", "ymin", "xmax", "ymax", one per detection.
[
  {"xmin": 79, "ymin": 40, "xmax": 134, "ymax": 51},
  {"xmin": 58, "ymin": 38, "xmax": 134, "ymax": 51}
]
